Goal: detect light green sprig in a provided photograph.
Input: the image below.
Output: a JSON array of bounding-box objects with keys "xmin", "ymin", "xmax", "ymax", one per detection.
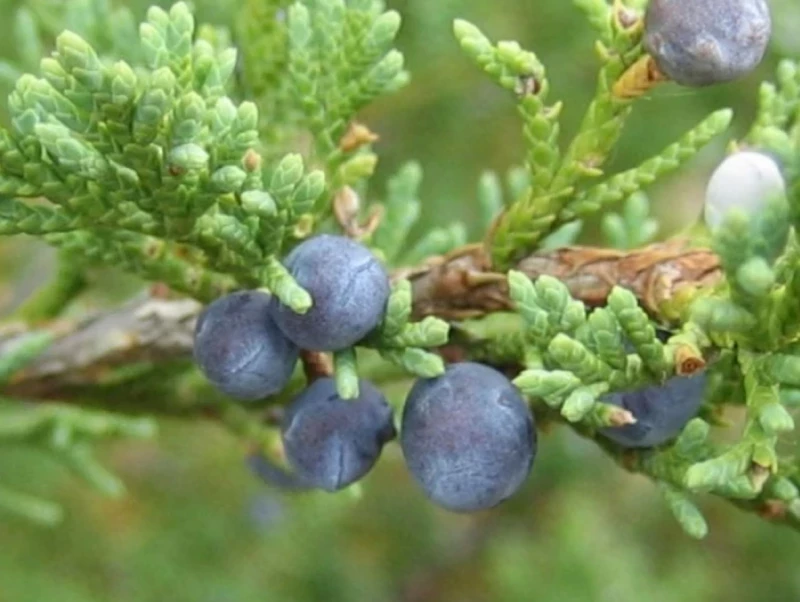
[
  {"xmin": 365, "ymin": 279, "xmax": 449, "ymax": 378},
  {"xmin": 370, "ymin": 162, "xmax": 467, "ymax": 267},
  {"xmin": 285, "ymin": 0, "xmax": 407, "ymax": 173},
  {"xmin": 566, "ymin": 110, "xmax": 733, "ymax": 221},
  {"xmin": 600, "ymin": 193, "xmax": 658, "ymax": 250},
  {"xmin": 334, "ymin": 348, "xmax": 360, "ymax": 399},
  {"xmin": 0, "ymin": 2, "xmax": 328, "ymax": 310},
  {"xmin": 508, "ymin": 271, "xmax": 672, "ymax": 427}
]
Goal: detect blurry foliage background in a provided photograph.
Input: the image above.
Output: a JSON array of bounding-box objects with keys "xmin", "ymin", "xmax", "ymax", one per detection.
[{"xmin": 1, "ymin": 0, "xmax": 800, "ymax": 600}]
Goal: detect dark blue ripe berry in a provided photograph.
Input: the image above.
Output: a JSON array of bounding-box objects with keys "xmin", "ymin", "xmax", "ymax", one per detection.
[
  {"xmin": 644, "ymin": 0, "xmax": 771, "ymax": 86},
  {"xmin": 400, "ymin": 362, "xmax": 536, "ymax": 513},
  {"xmin": 193, "ymin": 291, "xmax": 298, "ymax": 401},
  {"xmin": 281, "ymin": 377, "xmax": 396, "ymax": 491},
  {"xmin": 270, "ymin": 235, "xmax": 390, "ymax": 351},
  {"xmin": 599, "ymin": 372, "xmax": 708, "ymax": 448}
]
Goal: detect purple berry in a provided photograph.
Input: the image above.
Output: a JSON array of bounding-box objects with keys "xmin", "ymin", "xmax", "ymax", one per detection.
[
  {"xmin": 599, "ymin": 372, "xmax": 708, "ymax": 448},
  {"xmin": 270, "ymin": 235, "xmax": 390, "ymax": 351},
  {"xmin": 281, "ymin": 377, "xmax": 396, "ymax": 491},
  {"xmin": 644, "ymin": 0, "xmax": 771, "ymax": 86},
  {"xmin": 193, "ymin": 291, "xmax": 298, "ymax": 401},
  {"xmin": 400, "ymin": 362, "xmax": 536, "ymax": 512}
]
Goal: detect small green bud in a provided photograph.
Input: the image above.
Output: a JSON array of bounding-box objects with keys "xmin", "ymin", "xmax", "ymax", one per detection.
[
  {"xmin": 561, "ymin": 387, "xmax": 596, "ymax": 422},
  {"xmin": 758, "ymin": 403, "xmax": 795, "ymax": 434},
  {"xmin": 367, "ymin": 11, "xmax": 401, "ymax": 48},
  {"xmin": 168, "ymin": 143, "xmax": 209, "ymax": 171},
  {"xmin": 271, "ymin": 153, "xmax": 305, "ymax": 196},
  {"xmin": 337, "ymin": 153, "xmax": 378, "ymax": 186},
  {"xmin": 736, "ymin": 257, "xmax": 774, "ymax": 297},
  {"xmin": 211, "ymin": 165, "xmax": 247, "ymax": 192},
  {"xmin": 241, "ymin": 190, "xmax": 277, "ymax": 217}
]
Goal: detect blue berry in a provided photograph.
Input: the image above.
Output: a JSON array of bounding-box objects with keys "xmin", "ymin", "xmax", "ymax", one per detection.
[
  {"xmin": 644, "ymin": 0, "xmax": 771, "ymax": 86},
  {"xmin": 281, "ymin": 377, "xmax": 396, "ymax": 491},
  {"xmin": 400, "ymin": 362, "xmax": 536, "ymax": 512},
  {"xmin": 599, "ymin": 372, "xmax": 708, "ymax": 448},
  {"xmin": 270, "ymin": 235, "xmax": 390, "ymax": 351},
  {"xmin": 193, "ymin": 291, "xmax": 298, "ymax": 401}
]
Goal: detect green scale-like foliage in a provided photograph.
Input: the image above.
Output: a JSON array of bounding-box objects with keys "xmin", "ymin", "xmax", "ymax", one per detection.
[
  {"xmin": 454, "ymin": 6, "xmax": 733, "ymax": 270},
  {"xmin": 445, "ymin": 0, "xmax": 800, "ymax": 535},
  {"xmin": 2, "ymin": 0, "xmax": 800, "ymax": 538},
  {"xmin": 236, "ymin": 0, "xmax": 408, "ymax": 191},
  {"xmin": 0, "ymin": 3, "xmax": 318, "ymax": 308},
  {"xmin": 0, "ymin": 0, "xmax": 409, "ymax": 313},
  {"xmin": 509, "ymin": 273, "xmax": 676, "ymax": 427},
  {"xmin": 505, "ymin": 51, "xmax": 800, "ymax": 534}
]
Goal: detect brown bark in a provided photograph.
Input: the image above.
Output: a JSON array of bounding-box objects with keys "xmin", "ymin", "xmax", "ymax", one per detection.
[{"xmin": 407, "ymin": 238, "xmax": 721, "ymax": 319}]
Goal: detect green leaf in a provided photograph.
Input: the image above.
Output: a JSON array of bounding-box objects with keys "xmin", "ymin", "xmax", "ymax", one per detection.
[
  {"xmin": 477, "ymin": 171, "xmax": 504, "ymax": 229},
  {"xmin": 561, "ymin": 386, "xmax": 600, "ymax": 422},
  {"xmin": 260, "ymin": 256, "xmax": 312, "ymax": 313},
  {"xmin": 607, "ymin": 287, "xmax": 669, "ymax": 377},
  {"xmin": 383, "ymin": 317, "xmax": 450, "ymax": 348},
  {"xmin": 379, "ymin": 279, "xmax": 412, "ymax": 338},
  {"xmin": 0, "ymin": 487, "xmax": 64, "ymax": 526},
  {"xmin": 567, "ymin": 110, "xmax": 732, "ymax": 220},
  {"xmin": 548, "ymin": 334, "xmax": 612, "ymax": 383},
  {"xmin": 660, "ymin": 484, "xmax": 708, "ymax": 539},
  {"xmin": 402, "ymin": 223, "xmax": 466, "ymax": 265},
  {"xmin": 513, "ymin": 369, "xmax": 582, "ymax": 405},
  {"xmin": 334, "ymin": 348, "xmax": 360, "ymax": 399},
  {"xmin": 380, "ymin": 347, "xmax": 444, "ymax": 378}
]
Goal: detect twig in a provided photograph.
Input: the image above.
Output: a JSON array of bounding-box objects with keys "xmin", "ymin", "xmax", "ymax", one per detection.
[
  {"xmin": 407, "ymin": 238, "xmax": 720, "ymax": 320},
  {"xmin": 1, "ymin": 294, "xmax": 200, "ymax": 398},
  {"xmin": 0, "ymin": 239, "xmax": 721, "ymax": 400},
  {"xmin": 5, "ymin": 240, "xmax": 797, "ymax": 534}
]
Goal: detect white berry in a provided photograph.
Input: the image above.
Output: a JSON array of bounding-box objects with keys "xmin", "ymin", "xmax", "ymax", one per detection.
[{"xmin": 703, "ymin": 151, "xmax": 785, "ymax": 231}]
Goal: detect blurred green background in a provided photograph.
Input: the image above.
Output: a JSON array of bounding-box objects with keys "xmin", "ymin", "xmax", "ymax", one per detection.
[{"xmin": 1, "ymin": 1, "xmax": 800, "ymax": 600}]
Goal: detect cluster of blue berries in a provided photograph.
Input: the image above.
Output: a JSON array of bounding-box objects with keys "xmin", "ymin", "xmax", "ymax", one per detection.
[
  {"xmin": 276, "ymin": 359, "xmax": 538, "ymax": 511},
  {"xmin": 194, "ymin": 234, "xmax": 706, "ymax": 511},
  {"xmin": 193, "ymin": 234, "xmax": 391, "ymax": 400}
]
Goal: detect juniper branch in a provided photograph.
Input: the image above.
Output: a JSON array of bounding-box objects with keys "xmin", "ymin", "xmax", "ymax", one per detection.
[
  {"xmin": 0, "ymin": 238, "xmax": 720, "ymax": 401},
  {"xmin": 6, "ymin": 239, "xmax": 799, "ymax": 532}
]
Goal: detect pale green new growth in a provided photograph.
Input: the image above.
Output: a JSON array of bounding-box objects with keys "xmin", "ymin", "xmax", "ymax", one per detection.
[
  {"xmin": 365, "ymin": 279, "xmax": 449, "ymax": 378},
  {"xmin": 334, "ymin": 348, "xmax": 360, "ymax": 399},
  {"xmin": 370, "ymin": 161, "xmax": 467, "ymax": 266},
  {"xmin": 508, "ymin": 270, "xmax": 671, "ymax": 428},
  {"xmin": 0, "ymin": 2, "xmax": 323, "ymax": 310},
  {"xmin": 567, "ymin": 110, "xmax": 733, "ymax": 220},
  {"xmin": 660, "ymin": 484, "xmax": 709, "ymax": 540}
]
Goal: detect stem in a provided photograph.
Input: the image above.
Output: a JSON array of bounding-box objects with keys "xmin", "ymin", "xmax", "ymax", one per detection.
[
  {"xmin": 0, "ymin": 238, "xmax": 721, "ymax": 401},
  {"xmin": 13, "ymin": 251, "xmax": 87, "ymax": 323},
  {"xmin": 0, "ymin": 236, "xmax": 795, "ymax": 533}
]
